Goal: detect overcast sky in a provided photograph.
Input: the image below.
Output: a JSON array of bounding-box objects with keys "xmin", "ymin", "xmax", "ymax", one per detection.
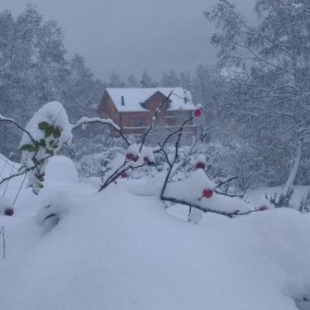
[{"xmin": 0, "ymin": 0, "xmax": 255, "ymax": 81}]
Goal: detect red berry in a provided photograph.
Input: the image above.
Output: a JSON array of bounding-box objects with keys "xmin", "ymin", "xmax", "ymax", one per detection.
[
  {"xmin": 37, "ymin": 173, "xmax": 45, "ymax": 181},
  {"xmin": 194, "ymin": 109, "xmax": 202, "ymax": 117},
  {"xmin": 121, "ymin": 172, "xmax": 129, "ymax": 178},
  {"xmin": 143, "ymin": 156, "xmax": 149, "ymax": 163},
  {"xmin": 4, "ymin": 208, "xmax": 14, "ymax": 216},
  {"xmin": 195, "ymin": 162, "xmax": 206, "ymax": 169},
  {"xmin": 258, "ymin": 206, "xmax": 268, "ymax": 211},
  {"xmin": 132, "ymin": 155, "xmax": 139, "ymax": 162},
  {"xmin": 125, "ymin": 152, "xmax": 133, "ymax": 160},
  {"xmin": 202, "ymin": 189, "xmax": 213, "ymax": 198}
]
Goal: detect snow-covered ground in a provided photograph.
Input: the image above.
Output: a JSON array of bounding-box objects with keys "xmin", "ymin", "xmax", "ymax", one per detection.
[{"xmin": 1, "ymin": 155, "xmax": 310, "ymax": 310}]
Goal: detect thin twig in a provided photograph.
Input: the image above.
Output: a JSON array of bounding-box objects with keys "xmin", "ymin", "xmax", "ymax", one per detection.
[
  {"xmin": 98, "ymin": 161, "xmax": 129, "ymax": 191},
  {"xmin": 213, "ymin": 190, "xmax": 244, "ymax": 199},
  {"xmin": 0, "ymin": 226, "xmax": 5, "ymax": 259},
  {"xmin": 2, "ymin": 163, "xmax": 15, "ymax": 197},
  {"xmin": 161, "ymin": 195, "xmax": 241, "ymax": 218},
  {"xmin": 0, "ymin": 155, "xmax": 53, "ymax": 186},
  {"xmin": 98, "ymin": 161, "xmax": 146, "ymax": 192},
  {"xmin": 0, "ymin": 115, "xmax": 36, "ymax": 146},
  {"xmin": 13, "ymin": 173, "xmax": 27, "ymax": 205},
  {"xmin": 214, "ymin": 176, "xmax": 238, "ymax": 189},
  {"xmin": 139, "ymin": 89, "xmax": 175, "ymax": 152},
  {"xmin": 160, "ymin": 116, "xmax": 194, "ymax": 199},
  {"xmin": 72, "ymin": 117, "xmax": 130, "ymax": 146}
]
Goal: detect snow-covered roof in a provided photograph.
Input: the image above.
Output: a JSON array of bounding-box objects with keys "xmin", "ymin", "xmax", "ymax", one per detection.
[{"xmin": 105, "ymin": 87, "xmax": 196, "ymax": 112}]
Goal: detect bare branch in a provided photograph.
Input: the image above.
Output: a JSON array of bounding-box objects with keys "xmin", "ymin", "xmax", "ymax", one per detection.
[
  {"xmin": 0, "ymin": 114, "xmax": 36, "ymax": 146},
  {"xmin": 139, "ymin": 89, "xmax": 175, "ymax": 152},
  {"xmin": 0, "ymin": 226, "xmax": 5, "ymax": 259},
  {"xmin": 98, "ymin": 160, "xmax": 147, "ymax": 192},
  {"xmin": 72, "ymin": 116, "xmax": 130, "ymax": 146},
  {"xmin": 161, "ymin": 195, "xmax": 241, "ymax": 218},
  {"xmin": 159, "ymin": 115, "xmax": 195, "ymax": 199},
  {"xmin": 214, "ymin": 176, "xmax": 238, "ymax": 189},
  {"xmin": 0, "ymin": 155, "xmax": 53, "ymax": 186},
  {"xmin": 213, "ymin": 189, "xmax": 244, "ymax": 199}
]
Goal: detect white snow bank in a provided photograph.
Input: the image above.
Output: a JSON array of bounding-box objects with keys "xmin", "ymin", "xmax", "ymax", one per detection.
[
  {"xmin": 1, "ymin": 182, "xmax": 310, "ymax": 310},
  {"xmin": 44, "ymin": 155, "xmax": 78, "ymax": 185}
]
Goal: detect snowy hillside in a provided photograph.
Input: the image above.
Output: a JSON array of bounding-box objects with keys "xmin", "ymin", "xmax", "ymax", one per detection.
[{"xmin": 1, "ymin": 155, "xmax": 310, "ymax": 310}]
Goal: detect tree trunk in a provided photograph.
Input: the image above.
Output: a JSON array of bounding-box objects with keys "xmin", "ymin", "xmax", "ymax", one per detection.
[{"xmin": 281, "ymin": 140, "xmax": 302, "ymax": 197}]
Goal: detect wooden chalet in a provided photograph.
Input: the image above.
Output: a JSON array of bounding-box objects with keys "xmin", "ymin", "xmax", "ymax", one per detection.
[{"xmin": 97, "ymin": 87, "xmax": 198, "ymax": 137}]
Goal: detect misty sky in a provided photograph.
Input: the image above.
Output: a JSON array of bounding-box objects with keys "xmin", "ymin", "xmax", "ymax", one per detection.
[{"xmin": 1, "ymin": 0, "xmax": 255, "ymax": 81}]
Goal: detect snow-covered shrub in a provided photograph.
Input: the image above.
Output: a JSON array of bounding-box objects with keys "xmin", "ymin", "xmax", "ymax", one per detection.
[
  {"xmin": 178, "ymin": 141, "xmax": 289, "ymax": 191},
  {"xmin": 160, "ymin": 151, "xmax": 253, "ymax": 221},
  {"xmin": 99, "ymin": 143, "xmax": 157, "ymax": 191},
  {"xmin": 65, "ymin": 124, "xmax": 125, "ymax": 161},
  {"xmin": 76, "ymin": 146, "xmax": 125, "ymax": 177},
  {"xmin": 19, "ymin": 101, "xmax": 72, "ymax": 194}
]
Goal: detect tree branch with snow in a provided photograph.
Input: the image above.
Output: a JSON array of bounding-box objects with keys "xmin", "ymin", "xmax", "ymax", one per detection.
[
  {"xmin": 72, "ymin": 116, "xmax": 130, "ymax": 146},
  {"xmin": 157, "ymin": 115, "xmax": 252, "ymax": 220}
]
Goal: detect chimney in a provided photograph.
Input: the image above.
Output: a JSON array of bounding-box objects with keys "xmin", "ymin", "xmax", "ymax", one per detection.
[{"xmin": 121, "ymin": 96, "xmax": 125, "ymax": 106}]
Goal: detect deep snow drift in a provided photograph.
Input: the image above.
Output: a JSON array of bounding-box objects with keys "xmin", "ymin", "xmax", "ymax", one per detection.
[{"xmin": 1, "ymin": 155, "xmax": 310, "ymax": 310}]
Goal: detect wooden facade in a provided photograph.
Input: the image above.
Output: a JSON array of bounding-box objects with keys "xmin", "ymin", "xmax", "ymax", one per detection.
[{"xmin": 97, "ymin": 88, "xmax": 198, "ymax": 137}]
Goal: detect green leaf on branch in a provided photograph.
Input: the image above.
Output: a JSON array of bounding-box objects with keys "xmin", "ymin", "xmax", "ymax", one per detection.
[
  {"xmin": 44, "ymin": 126, "xmax": 53, "ymax": 138},
  {"xmin": 45, "ymin": 149, "xmax": 54, "ymax": 155},
  {"xmin": 38, "ymin": 121, "xmax": 50, "ymax": 131},
  {"xmin": 53, "ymin": 127, "xmax": 61, "ymax": 138},
  {"xmin": 20, "ymin": 144, "xmax": 36, "ymax": 152},
  {"xmin": 38, "ymin": 139, "xmax": 46, "ymax": 147}
]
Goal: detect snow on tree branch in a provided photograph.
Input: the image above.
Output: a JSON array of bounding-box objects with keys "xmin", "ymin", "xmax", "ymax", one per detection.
[
  {"xmin": 72, "ymin": 116, "xmax": 130, "ymax": 146},
  {"xmin": 156, "ymin": 113, "xmax": 252, "ymax": 220},
  {"xmin": 98, "ymin": 143, "xmax": 155, "ymax": 191}
]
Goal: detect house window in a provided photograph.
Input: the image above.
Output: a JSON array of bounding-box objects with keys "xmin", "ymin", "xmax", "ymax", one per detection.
[{"xmin": 134, "ymin": 118, "xmax": 144, "ymax": 127}]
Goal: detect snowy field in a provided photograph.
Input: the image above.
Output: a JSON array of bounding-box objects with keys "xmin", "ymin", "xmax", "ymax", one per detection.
[{"xmin": 1, "ymin": 154, "xmax": 310, "ymax": 310}]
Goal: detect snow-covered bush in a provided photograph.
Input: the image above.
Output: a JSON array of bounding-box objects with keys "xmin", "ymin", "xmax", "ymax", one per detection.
[
  {"xmin": 158, "ymin": 141, "xmax": 253, "ymax": 221},
  {"xmin": 99, "ymin": 143, "xmax": 157, "ymax": 191},
  {"xmin": 1, "ymin": 93, "xmax": 306, "ymax": 226},
  {"xmin": 19, "ymin": 101, "xmax": 72, "ymax": 194},
  {"xmin": 65, "ymin": 124, "xmax": 126, "ymax": 161},
  {"xmin": 75, "ymin": 146, "xmax": 125, "ymax": 177}
]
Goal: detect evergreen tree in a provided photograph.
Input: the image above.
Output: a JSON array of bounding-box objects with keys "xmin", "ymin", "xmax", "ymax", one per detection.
[
  {"xmin": 108, "ymin": 71, "xmax": 125, "ymax": 87},
  {"xmin": 140, "ymin": 70, "xmax": 157, "ymax": 88},
  {"xmin": 179, "ymin": 71, "xmax": 192, "ymax": 91},
  {"xmin": 127, "ymin": 73, "xmax": 139, "ymax": 87},
  {"xmin": 160, "ymin": 69, "xmax": 180, "ymax": 87},
  {"xmin": 0, "ymin": 4, "xmax": 104, "ymax": 156},
  {"xmin": 64, "ymin": 54, "xmax": 104, "ymax": 121}
]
